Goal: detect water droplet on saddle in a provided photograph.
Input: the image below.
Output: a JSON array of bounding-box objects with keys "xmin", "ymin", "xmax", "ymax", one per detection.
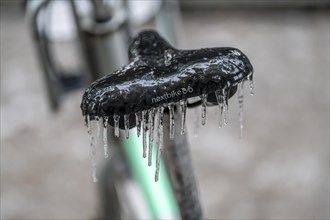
[
  {"xmin": 210, "ymin": 59, "xmax": 217, "ymax": 64},
  {"xmin": 164, "ymin": 49, "xmax": 173, "ymax": 66}
]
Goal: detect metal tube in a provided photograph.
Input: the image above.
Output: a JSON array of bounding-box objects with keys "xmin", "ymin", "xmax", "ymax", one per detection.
[
  {"xmin": 122, "ymin": 128, "xmax": 180, "ymax": 219},
  {"xmin": 91, "ymin": 0, "xmax": 111, "ymax": 22},
  {"xmin": 30, "ymin": 0, "xmax": 61, "ymax": 110},
  {"xmin": 163, "ymin": 109, "xmax": 203, "ymax": 220},
  {"xmin": 78, "ymin": 4, "xmax": 129, "ymax": 80}
]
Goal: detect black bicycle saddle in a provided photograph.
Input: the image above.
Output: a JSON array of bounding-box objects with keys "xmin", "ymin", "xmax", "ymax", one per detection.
[{"xmin": 81, "ymin": 30, "xmax": 253, "ymax": 128}]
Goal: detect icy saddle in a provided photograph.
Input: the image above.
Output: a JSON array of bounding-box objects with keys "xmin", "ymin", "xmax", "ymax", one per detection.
[{"xmin": 81, "ymin": 30, "xmax": 254, "ymax": 129}]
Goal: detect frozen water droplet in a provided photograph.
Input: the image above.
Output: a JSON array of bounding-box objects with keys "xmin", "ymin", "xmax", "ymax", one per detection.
[
  {"xmin": 84, "ymin": 115, "xmax": 88, "ymax": 127},
  {"xmin": 124, "ymin": 114, "xmax": 129, "ymax": 139},
  {"xmin": 155, "ymin": 106, "xmax": 164, "ymax": 182},
  {"xmin": 215, "ymin": 90, "xmax": 223, "ymax": 128},
  {"xmin": 222, "ymin": 88, "xmax": 229, "ymax": 125},
  {"xmin": 113, "ymin": 115, "xmax": 120, "ymax": 138},
  {"xmin": 164, "ymin": 49, "xmax": 173, "ymax": 66},
  {"xmin": 168, "ymin": 103, "xmax": 175, "ymax": 140},
  {"xmin": 148, "ymin": 109, "xmax": 156, "ymax": 166},
  {"xmin": 248, "ymin": 75, "xmax": 254, "ymax": 96},
  {"xmin": 103, "ymin": 116, "xmax": 109, "ymax": 158},
  {"xmin": 200, "ymin": 94, "xmax": 207, "ymax": 125},
  {"xmin": 96, "ymin": 117, "xmax": 101, "ymax": 137},
  {"xmin": 193, "ymin": 107, "xmax": 200, "ymax": 137},
  {"xmin": 238, "ymin": 82, "xmax": 244, "ymax": 139},
  {"xmin": 142, "ymin": 110, "xmax": 148, "ymax": 158},
  {"xmin": 135, "ymin": 112, "xmax": 142, "ymax": 137},
  {"xmin": 180, "ymin": 99, "xmax": 187, "ymax": 135},
  {"xmin": 87, "ymin": 115, "xmax": 97, "ymax": 182}
]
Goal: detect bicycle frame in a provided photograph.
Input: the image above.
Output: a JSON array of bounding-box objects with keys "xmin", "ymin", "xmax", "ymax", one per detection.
[
  {"xmin": 29, "ymin": 0, "xmax": 203, "ymax": 219},
  {"xmin": 162, "ymin": 110, "xmax": 203, "ymax": 219}
]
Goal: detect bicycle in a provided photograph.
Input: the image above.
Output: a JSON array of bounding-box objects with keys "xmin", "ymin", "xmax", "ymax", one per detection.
[{"xmin": 29, "ymin": 1, "xmax": 253, "ymax": 219}]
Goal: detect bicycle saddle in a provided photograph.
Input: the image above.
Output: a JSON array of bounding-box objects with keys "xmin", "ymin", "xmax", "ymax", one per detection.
[{"xmin": 81, "ymin": 30, "xmax": 253, "ymax": 129}]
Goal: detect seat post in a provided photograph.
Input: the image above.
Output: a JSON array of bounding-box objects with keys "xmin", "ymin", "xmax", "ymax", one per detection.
[{"xmin": 162, "ymin": 108, "xmax": 203, "ymax": 220}]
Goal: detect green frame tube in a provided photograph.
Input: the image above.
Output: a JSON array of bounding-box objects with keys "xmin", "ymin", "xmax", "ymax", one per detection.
[{"xmin": 122, "ymin": 128, "xmax": 180, "ymax": 219}]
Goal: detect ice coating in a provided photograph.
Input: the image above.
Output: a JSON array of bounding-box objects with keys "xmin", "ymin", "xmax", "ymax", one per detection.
[
  {"xmin": 81, "ymin": 30, "xmax": 254, "ymax": 124},
  {"xmin": 81, "ymin": 30, "xmax": 254, "ymax": 182}
]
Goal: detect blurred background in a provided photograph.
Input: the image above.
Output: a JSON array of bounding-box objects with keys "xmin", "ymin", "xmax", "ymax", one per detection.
[{"xmin": 1, "ymin": 0, "xmax": 329, "ymax": 219}]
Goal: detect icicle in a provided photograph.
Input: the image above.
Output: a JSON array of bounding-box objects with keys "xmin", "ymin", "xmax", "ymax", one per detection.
[
  {"xmin": 113, "ymin": 115, "xmax": 120, "ymax": 138},
  {"xmin": 249, "ymin": 81, "xmax": 254, "ymax": 96},
  {"xmin": 87, "ymin": 115, "xmax": 97, "ymax": 182},
  {"xmin": 168, "ymin": 103, "xmax": 175, "ymax": 140},
  {"xmin": 200, "ymin": 94, "xmax": 207, "ymax": 125},
  {"xmin": 222, "ymin": 88, "xmax": 229, "ymax": 125},
  {"xmin": 103, "ymin": 116, "xmax": 109, "ymax": 158},
  {"xmin": 180, "ymin": 99, "xmax": 187, "ymax": 135},
  {"xmin": 248, "ymin": 74, "xmax": 254, "ymax": 96},
  {"xmin": 193, "ymin": 107, "xmax": 200, "ymax": 137},
  {"xmin": 155, "ymin": 106, "xmax": 164, "ymax": 182},
  {"xmin": 148, "ymin": 109, "xmax": 155, "ymax": 166},
  {"xmin": 142, "ymin": 110, "xmax": 148, "ymax": 158},
  {"xmin": 84, "ymin": 115, "xmax": 88, "ymax": 127},
  {"xmin": 96, "ymin": 117, "xmax": 101, "ymax": 137},
  {"xmin": 124, "ymin": 114, "xmax": 130, "ymax": 139},
  {"xmin": 135, "ymin": 112, "xmax": 142, "ymax": 137},
  {"xmin": 215, "ymin": 90, "xmax": 223, "ymax": 128},
  {"xmin": 238, "ymin": 82, "xmax": 244, "ymax": 139}
]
